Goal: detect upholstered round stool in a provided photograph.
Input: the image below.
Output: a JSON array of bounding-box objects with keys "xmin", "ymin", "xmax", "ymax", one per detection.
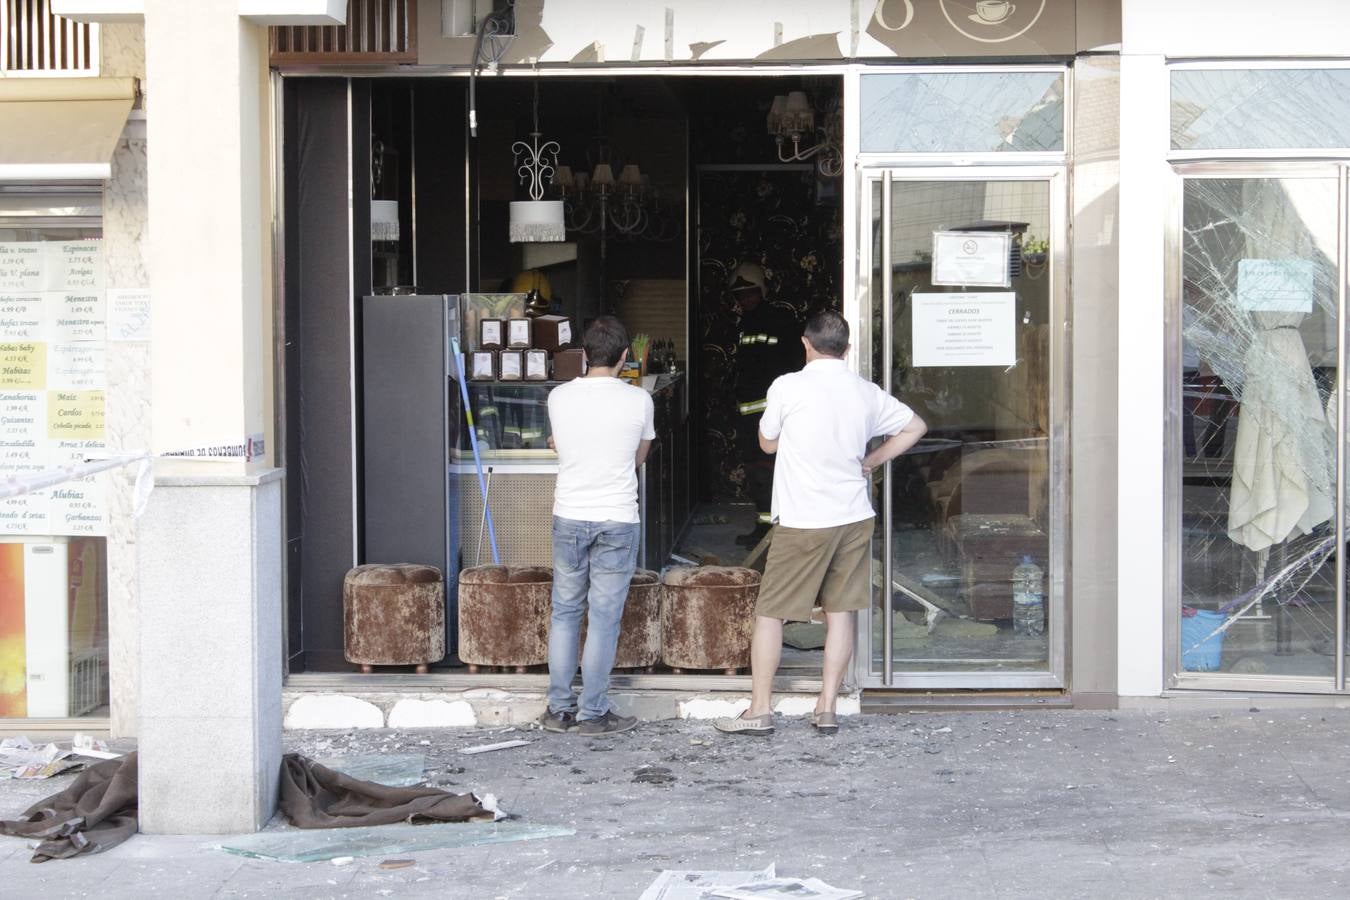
[
  {"xmin": 343, "ymin": 564, "xmax": 446, "ymax": 673},
  {"xmin": 579, "ymin": 569, "xmax": 663, "ymax": 671},
  {"xmin": 660, "ymin": 566, "xmax": 760, "ymax": 674},
  {"xmin": 457, "ymin": 565, "xmax": 553, "ymax": 673}
]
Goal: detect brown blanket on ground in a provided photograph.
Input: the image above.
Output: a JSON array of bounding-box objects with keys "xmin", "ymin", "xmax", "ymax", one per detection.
[
  {"xmin": 279, "ymin": 753, "xmax": 493, "ymax": 828},
  {"xmin": 0, "ymin": 753, "xmax": 138, "ymax": 863}
]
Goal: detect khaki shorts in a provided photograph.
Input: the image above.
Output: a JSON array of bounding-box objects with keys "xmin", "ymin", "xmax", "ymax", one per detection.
[{"xmin": 755, "ymin": 517, "xmax": 875, "ymax": 622}]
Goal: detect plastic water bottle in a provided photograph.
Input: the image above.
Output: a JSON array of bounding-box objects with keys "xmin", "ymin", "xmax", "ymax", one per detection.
[{"xmin": 1012, "ymin": 556, "xmax": 1045, "ymax": 637}]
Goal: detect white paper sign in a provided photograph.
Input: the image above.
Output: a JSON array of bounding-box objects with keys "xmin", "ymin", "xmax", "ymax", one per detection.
[
  {"xmin": 1237, "ymin": 258, "xmax": 1316, "ymax": 313},
  {"xmin": 45, "ymin": 242, "xmax": 103, "ymax": 292},
  {"xmin": 48, "ymin": 343, "xmax": 106, "ymax": 390},
  {"xmin": 0, "ymin": 243, "xmax": 45, "ymax": 292},
  {"xmin": 50, "ymin": 292, "xmax": 106, "ymax": 343},
  {"xmin": 0, "ymin": 295, "xmax": 45, "ymax": 341},
  {"xmin": 932, "ymin": 231, "xmax": 1011, "ymax": 288},
  {"xmin": 107, "ymin": 288, "xmax": 151, "ymax": 342},
  {"xmin": 912, "ymin": 292, "xmax": 1016, "ymax": 368}
]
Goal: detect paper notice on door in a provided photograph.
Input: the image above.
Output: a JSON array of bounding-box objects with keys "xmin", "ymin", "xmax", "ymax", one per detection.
[
  {"xmin": 45, "ymin": 242, "xmax": 103, "ymax": 293},
  {"xmin": 912, "ymin": 292, "xmax": 1016, "ymax": 368},
  {"xmin": 1237, "ymin": 258, "xmax": 1316, "ymax": 313},
  {"xmin": 931, "ymin": 231, "xmax": 1011, "ymax": 288},
  {"xmin": 50, "ymin": 292, "xmax": 106, "ymax": 343}
]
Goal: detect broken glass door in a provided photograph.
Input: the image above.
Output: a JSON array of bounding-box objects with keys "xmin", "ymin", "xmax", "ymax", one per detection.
[
  {"xmin": 1173, "ymin": 167, "xmax": 1347, "ymax": 689},
  {"xmin": 863, "ymin": 169, "xmax": 1066, "ymax": 688}
]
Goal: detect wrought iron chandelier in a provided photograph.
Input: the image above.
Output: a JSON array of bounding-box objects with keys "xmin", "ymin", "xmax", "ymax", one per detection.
[
  {"xmin": 766, "ymin": 90, "xmax": 843, "ymax": 178},
  {"xmin": 508, "ymin": 79, "xmax": 564, "ymax": 243}
]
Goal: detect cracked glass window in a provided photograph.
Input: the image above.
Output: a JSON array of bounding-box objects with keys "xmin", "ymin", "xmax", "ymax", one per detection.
[
  {"xmin": 1172, "ymin": 69, "xmax": 1350, "ymax": 151},
  {"xmin": 860, "ymin": 72, "xmax": 1064, "ymax": 154},
  {"xmin": 1178, "ymin": 175, "xmax": 1340, "ymax": 681}
]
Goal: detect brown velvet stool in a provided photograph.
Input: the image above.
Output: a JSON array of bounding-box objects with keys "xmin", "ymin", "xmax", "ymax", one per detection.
[
  {"xmin": 343, "ymin": 564, "xmax": 446, "ymax": 673},
  {"xmin": 457, "ymin": 565, "xmax": 553, "ymax": 673},
  {"xmin": 579, "ymin": 569, "xmax": 663, "ymax": 671},
  {"xmin": 660, "ymin": 566, "xmax": 761, "ymax": 674}
]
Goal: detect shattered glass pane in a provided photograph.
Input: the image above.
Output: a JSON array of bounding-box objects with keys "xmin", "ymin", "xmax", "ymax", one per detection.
[
  {"xmin": 315, "ymin": 754, "xmax": 426, "ymax": 788},
  {"xmin": 1178, "ymin": 175, "xmax": 1340, "ymax": 679},
  {"xmin": 1172, "ymin": 69, "xmax": 1350, "ymax": 151},
  {"xmin": 861, "ymin": 72, "xmax": 1064, "ymax": 153},
  {"xmin": 214, "ymin": 821, "xmax": 575, "ymax": 863}
]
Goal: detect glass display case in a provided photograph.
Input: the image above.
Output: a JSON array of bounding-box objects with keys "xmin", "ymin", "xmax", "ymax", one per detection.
[{"xmin": 459, "ymin": 381, "xmax": 559, "ymax": 458}]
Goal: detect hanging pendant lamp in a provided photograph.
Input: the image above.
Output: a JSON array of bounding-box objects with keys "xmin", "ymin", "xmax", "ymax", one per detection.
[{"xmin": 509, "ymin": 79, "xmax": 565, "ymax": 243}]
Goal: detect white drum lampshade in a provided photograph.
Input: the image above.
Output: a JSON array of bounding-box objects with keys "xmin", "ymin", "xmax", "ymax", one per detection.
[
  {"xmin": 371, "ymin": 200, "xmax": 400, "ymax": 242},
  {"xmin": 509, "ymin": 199, "xmax": 565, "ymax": 243}
]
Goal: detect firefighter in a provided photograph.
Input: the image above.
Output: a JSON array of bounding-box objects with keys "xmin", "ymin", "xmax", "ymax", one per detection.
[{"xmin": 730, "ymin": 262, "xmax": 803, "ymax": 546}]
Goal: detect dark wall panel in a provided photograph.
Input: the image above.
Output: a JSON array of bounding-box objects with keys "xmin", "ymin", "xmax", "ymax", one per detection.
[
  {"xmin": 414, "ymin": 81, "xmax": 468, "ymax": 294},
  {"xmin": 285, "ymin": 78, "xmax": 358, "ymax": 667}
]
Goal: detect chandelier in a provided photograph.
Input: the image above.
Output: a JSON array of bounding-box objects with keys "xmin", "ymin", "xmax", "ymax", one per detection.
[
  {"xmin": 766, "ymin": 90, "xmax": 843, "ymax": 178},
  {"xmin": 508, "ymin": 79, "xmax": 564, "ymax": 243}
]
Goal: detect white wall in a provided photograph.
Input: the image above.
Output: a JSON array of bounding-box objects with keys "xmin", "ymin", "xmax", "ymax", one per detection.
[
  {"xmin": 1124, "ymin": 0, "xmax": 1348, "ymax": 57},
  {"xmin": 1115, "ymin": 49, "xmax": 1170, "ymax": 697}
]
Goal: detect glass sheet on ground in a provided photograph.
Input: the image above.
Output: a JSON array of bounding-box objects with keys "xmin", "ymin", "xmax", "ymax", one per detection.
[
  {"xmin": 214, "ymin": 821, "xmax": 575, "ymax": 862},
  {"xmin": 1178, "ymin": 175, "xmax": 1340, "ymax": 681},
  {"xmin": 314, "ymin": 753, "xmax": 425, "ymax": 787}
]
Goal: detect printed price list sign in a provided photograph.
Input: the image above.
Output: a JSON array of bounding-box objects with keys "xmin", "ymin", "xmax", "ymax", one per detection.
[{"xmin": 0, "ymin": 241, "xmax": 108, "ymax": 535}]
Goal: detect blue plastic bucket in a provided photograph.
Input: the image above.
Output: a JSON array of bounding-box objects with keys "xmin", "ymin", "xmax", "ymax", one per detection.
[{"xmin": 1181, "ymin": 609, "xmax": 1227, "ymax": 672}]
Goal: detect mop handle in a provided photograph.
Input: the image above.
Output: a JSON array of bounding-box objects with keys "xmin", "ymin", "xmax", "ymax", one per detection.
[{"xmin": 451, "ymin": 338, "xmax": 500, "ymax": 565}]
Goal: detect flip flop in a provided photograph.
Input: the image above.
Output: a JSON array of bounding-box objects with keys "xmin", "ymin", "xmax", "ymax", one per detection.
[
  {"xmin": 811, "ymin": 711, "xmax": 839, "ymax": 734},
  {"xmin": 714, "ymin": 712, "xmax": 774, "ymax": 736}
]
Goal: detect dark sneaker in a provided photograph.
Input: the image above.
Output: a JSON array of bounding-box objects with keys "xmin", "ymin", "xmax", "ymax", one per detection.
[
  {"xmin": 539, "ymin": 709, "xmax": 579, "ymax": 733},
  {"xmin": 577, "ymin": 710, "xmax": 638, "ymax": 737}
]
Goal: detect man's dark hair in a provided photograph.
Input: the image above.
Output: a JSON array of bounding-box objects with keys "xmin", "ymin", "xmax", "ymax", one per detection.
[
  {"xmin": 803, "ymin": 308, "xmax": 848, "ymax": 357},
  {"xmin": 583, "ymin": 315, "xmax": 630, "ymax": 368}
]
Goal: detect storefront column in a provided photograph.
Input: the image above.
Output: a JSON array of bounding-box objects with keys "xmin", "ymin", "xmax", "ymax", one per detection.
[
  {"xmin": 1115, "ymin": 51, "xmax": 1170, "ymax": 698},
  {"xmin": 137, "ymin": 0, "xmax": 279, "ymax": 834}
]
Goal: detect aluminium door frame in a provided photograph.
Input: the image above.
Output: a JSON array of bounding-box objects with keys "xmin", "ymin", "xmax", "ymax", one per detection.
[
  {"xmin": 1164, "ymin": 159, "xmax": 1350, "ymax": 694},
  {"xmin": 856, "ymin": 163, "xmax": 1070, "ymax": 691}
]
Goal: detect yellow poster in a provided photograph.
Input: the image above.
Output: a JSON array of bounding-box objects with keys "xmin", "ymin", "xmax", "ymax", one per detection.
[
  {"xmin": 0, "ymin": 341, "xmax": 45, "ymax": 390},
  {"xmin": 0, "ymin": 543, "xmax": 25, "ymax": 718},
  {"xmin": 47, "ymin": 390, "xmax": 106, "ymax": 441}
]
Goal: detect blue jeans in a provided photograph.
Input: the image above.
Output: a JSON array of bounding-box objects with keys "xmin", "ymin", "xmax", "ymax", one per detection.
[{"xmin": 547, "ymin": 516, "xmax": 641, "ymax": 720}]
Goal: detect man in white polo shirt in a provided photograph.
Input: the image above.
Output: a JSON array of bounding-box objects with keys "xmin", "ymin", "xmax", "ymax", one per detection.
[
  {"xmin": 541, "ymin": 315, "xmax": 654, "ymax": 737},
  {"xmin": 716, "ymin": 309, "xmax": 926, "ymax": 736}
]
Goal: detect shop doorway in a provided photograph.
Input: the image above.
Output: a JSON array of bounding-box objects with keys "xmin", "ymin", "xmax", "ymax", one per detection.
[
  {"xmin": 861, "ymin": 167, "xmax": 1067, "ymax": 689},
  {"xmin": 1168, "ymin": 163, "xmax": 1349, "ymax": 692}
]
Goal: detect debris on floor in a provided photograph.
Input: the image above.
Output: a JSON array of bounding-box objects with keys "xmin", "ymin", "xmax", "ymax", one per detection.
[
  {"xmin": 457, "ymin": 739, "xmax": 531, "ymax": 755},
  {"xmin": 0, "ymin": 753, "xmax": 138, "ymax": 861},
  {"xmin": 709, "ymin": 877, "xmax": 863, "ymax": 900},
  {"xmin": 782, "ymin": 623, "xmax": 826, "ymax": 650},
  {"xmin": 214, "ymin": 821, "xmax": 576, "ymax": 863},
  {"xmin": 315, "ymin": 753, "xmax": 426, "ymax": 787},
  {"xmin": 639, "ymin": 864, "xmax": 777, "ymax": 900}
]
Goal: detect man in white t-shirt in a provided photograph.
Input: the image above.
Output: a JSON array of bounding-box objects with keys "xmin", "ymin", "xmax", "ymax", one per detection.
[
  {"xmin": 716, "ymin": 309, "xmax": 926, "ymax": 736},
  {"xmin": 541, "ymin": 315, "xmax": 655, "ymax": 737}
]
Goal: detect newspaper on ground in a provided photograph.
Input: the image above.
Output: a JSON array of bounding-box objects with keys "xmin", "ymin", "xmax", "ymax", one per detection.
[
  {"xmin": 0, "ymin": 737, "xmax": 79, "ymax": 779},
  {"xmin": 639, "ymin": 864, "xmax": 777, "ymax": 900},
  {"xmin": 708, "ymin": 877, "xmax": 864, "ymax": 900}
]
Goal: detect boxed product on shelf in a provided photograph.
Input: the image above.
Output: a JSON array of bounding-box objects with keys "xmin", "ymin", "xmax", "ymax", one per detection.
[
  {"xmin": 499, "ymin": 349, "xmax": 524, "ymax": 381},
  {"xmin": 468, "ymin": 350, "xmax": 497, "ymax": 381},
  {"xmin": 506, "ymin": 317, "xmax": 532, "ymax": 349},
  {"xmin": 478, "ymin": 317, "xmax": 505, "ymax": 349},
  {"xmin": 532, "ymin": 314, "xmax": 573, "ymax": 351},
  {"xmin": 552, "ymin": 348, "xmax": 586, "ymax": 381},
  {"xmin": 524, "ymin": 349, "xmax": 549, "ymax": 381}
]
